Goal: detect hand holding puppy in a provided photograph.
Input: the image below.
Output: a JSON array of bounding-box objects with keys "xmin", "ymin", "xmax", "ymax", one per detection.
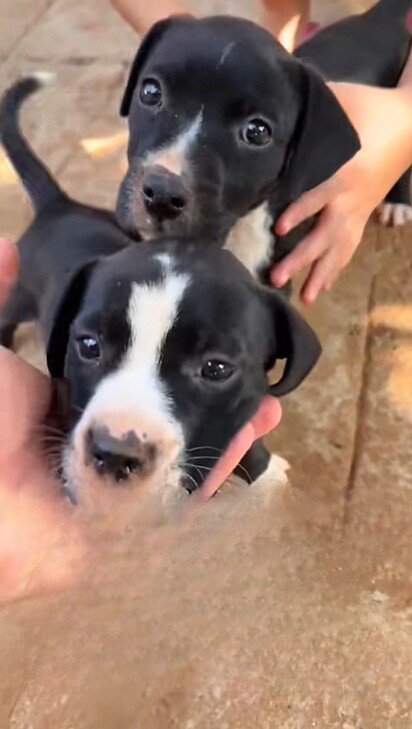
[
  {"xmin": 0, "ymin": 238, "xmax": 84, "ymax": 600},
  {"xmin": 272, "ymin": 68, "xmax": 412, "ymax": 303}
]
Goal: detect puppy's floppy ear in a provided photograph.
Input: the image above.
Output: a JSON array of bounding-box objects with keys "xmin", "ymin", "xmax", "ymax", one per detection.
[
  {"xmin": 46, "ymin": 263, "xmax": 96, "ymax": 379},
  {"xmin": 120, "ymin": 15, "xmax": 191, "ymax": 117},
  {"xmin": 283, "ymin": 64, "xmax": 360, "ymax": 199},
  {"xmin": 263, "ymin": 289, "xmax": 321, "ymax": 397}
]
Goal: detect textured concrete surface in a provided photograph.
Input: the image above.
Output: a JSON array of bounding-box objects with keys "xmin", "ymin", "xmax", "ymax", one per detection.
[{"xmin": 1, "ymin": 1, "xmax": 412, "ymax": 727}]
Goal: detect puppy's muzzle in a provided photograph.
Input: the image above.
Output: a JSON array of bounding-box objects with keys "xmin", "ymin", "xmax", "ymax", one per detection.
[
  {"xmin": 142, "ymin": 165, "xmax": 187, "ymax": 222},
  {"xmin": 86, "ymin": 424, "xmax": 156, "ymax": 483}
]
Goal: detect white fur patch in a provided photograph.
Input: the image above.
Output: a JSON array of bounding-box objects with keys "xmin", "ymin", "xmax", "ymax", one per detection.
[
  {"xmin": 125, "ymin": 273, "xmax": 188, "ymax": 372},
  {"xmin": 217, "ymin": 42, "xmax": 236, "ymax": 68},
  {"xmin": 224, "ymin": 203, "xmax": 273, "ymax": 277},
  {"xmin": 155, "ymin": 253, "xmax": 173, "ymax": 270},
  {"xmin": 145, "ymin": 110, "xmax": 203, "ymax": 176},
  {"xmin": 377, "ymin": 202, "xmax": 412, "ymax": 227},
  {"xmin": 252, "ymin": 453, "xmax": 290, "ymax": 490},
  {"xmin": 30, "ymin": 70, "xmax": 56, "ymax": 87}
]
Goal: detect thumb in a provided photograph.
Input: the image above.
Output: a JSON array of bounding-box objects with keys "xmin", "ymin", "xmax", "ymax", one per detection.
[
  {"xmin": 0, "ymin": 349, "xmax": 51, "ymax": 460},
  {"xmin": 0, "ymin": 238, "xmax": 52, "ymax": 457}
]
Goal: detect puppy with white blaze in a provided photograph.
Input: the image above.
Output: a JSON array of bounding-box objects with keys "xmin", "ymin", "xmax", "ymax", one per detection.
[
  {"xmin": 48, "ymin": 241, "xmax": 320, "ymax": 503},
  {"xmin": 118, "ymin": 3, "xmax": 412, "ymax": 287},
  {"xmin": 0, "ymin": 75, "xmax": 322, "ymax": 505}
]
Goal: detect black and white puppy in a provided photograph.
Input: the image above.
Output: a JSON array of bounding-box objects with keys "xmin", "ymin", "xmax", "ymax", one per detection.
[
  {"xmin": 117, "ymin": 1, "xmax": 412, "ymax": 282},
  {"xmin": 116, "ymin": 13, "xmax": 361, "ymax": 283},
  {"xmin": 0, "ymin": 76, "xmax": 321, "ymax": 502}
]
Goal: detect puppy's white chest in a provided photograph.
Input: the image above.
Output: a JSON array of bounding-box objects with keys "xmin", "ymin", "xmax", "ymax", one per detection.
[{"xmin": 224, "ymin": 203, "xmax": 273, "ymax": 278}]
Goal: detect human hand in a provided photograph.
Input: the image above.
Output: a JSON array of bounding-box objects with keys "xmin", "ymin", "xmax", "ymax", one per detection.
[
  {"xmin": 271, "ymin": 80, "xmax": 412, "ymax": 304},
  {"xmin": 0, "ymin": 238, "xmax": 82, "ymax": 601}
]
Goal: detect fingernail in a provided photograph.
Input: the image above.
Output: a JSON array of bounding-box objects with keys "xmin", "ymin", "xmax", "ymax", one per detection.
[
  {"xmin": 302, "ymin": 290, "xmax": 315, "ymax": 305},
  {"xmin": 275, "ymin": 220, "xmax": 289, "ymax": 236},
  {"xmin": 272, "ymin": 272, "xmax": 287, "ymax": 288}
]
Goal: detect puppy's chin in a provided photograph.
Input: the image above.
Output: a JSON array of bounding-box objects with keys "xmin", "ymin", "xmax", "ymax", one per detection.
[{"xmin": 61, "ymin": 439, "xmax": 185, "ymax": 525}]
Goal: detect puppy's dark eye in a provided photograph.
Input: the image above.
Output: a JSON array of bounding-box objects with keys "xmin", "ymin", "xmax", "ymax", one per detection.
[
  {"xmin": 241, "ymin": 119, "xmax": 272, "ymax": 147},
  {"xmin": 201, "ymin": 360, "xmax": 235, "ymax": 382},
  {"xmin": 77, "ymin": 336, "xmax": 101, "ymax": 361},
  {"xmin": 139, "ymin": 78, "xmax": 162, "ymax": 107}
]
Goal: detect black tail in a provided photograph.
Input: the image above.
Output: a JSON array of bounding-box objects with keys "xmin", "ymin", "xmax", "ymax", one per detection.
[{"xmin": 0, "ymin": 73, "xmax": 65, "ymax": 212}]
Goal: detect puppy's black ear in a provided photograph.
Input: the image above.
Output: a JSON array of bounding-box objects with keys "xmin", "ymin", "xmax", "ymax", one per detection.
[
  {"xmin": 263, "ymin": 289, "xmax": 321, "ymax": 397},
  {"xmin": 120, "ymin": 15, "xmax": 191, "ymax": 117},
  {"xmin": 284, "ymin": 65, "xmax": 360, "ymax": 199},
  {"xmin": 46, "ymin": 263, "xmax": 95, "ymax": 379}
]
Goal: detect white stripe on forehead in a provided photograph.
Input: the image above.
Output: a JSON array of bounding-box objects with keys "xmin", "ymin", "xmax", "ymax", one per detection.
[
  {"xmin": 71, "ymin": 267, "xmax": 189, "ymax": 478},
  {"xmin": 144, "ymin": 109, "xmax": 203, "ymax": 175},
  {"xmin": 170, "ymin": 108, "xmax": 203, "ymax": 153},
  {"xmin": 124, "ymin": 271, "xmax": 189, "ymax": 372}
]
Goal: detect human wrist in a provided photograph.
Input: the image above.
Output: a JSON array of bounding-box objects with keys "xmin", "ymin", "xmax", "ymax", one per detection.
[{"xmin": 110, "ymin": 0, "xmax": 192, "ymax": 36}]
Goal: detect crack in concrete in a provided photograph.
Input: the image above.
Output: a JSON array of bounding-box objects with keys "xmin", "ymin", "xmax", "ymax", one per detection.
[{"xmin": 343, "ymin": 274, "xmax": 377, "ymax": 525}]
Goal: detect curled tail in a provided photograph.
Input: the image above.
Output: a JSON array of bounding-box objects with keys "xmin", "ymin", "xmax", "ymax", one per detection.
[{"xmin": 0, "ymin": 73, "xmax": 65, "ymax": 212}]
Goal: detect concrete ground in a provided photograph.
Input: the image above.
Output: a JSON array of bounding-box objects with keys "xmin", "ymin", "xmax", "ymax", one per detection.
[{"xmin": 1, "ymin": 0, "xmax": 412, "ymax": 727}]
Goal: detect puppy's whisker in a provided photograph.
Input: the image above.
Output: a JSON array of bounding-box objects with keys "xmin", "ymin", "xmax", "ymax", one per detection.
[
  {"xmin": 33, "ymin": 423, "xmax": 66, "ymax": 438},
  {"xmin": 186, "ymin": 446, "xmax": 223, "ymax": 454},
  {"xmin": 180, "ymin": 462, "xmax": 205, "ymax": 482},
  {"xmin": 71, "ymin": 405, "xmax": 84, "ymax": 416},
  {"xmin": 38, "ymin": 432, "xmax": 66, "ymax": 443},
  {"xmin": 182, "ymin": 462, "xmax": 216, "ymax": 475},
  {"xmin": 232, "ymin": 462, "xmax": 252, "ymax": 484},
  {"xmin": 44, "ymin": 450, "xmax": 64, "ymax": 473},
  {"xmin": 187, "ymin": 454, "xmax": 251, "ymax": 484}
]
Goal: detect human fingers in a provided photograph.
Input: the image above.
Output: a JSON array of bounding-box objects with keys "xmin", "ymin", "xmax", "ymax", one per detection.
[
  {"xmin": 300, "ymin": 220, "xmax": 363, "ymax": 304},
  {"xmin": 275, "ymin": 177, "xmax": 341, "ymax": 237},
  {"xmin": 194, "ymin": 397, "xmax": 282, "ymax": 503},
  {"xmin": 271, "ymin": 212, "xmax": 331, "ymax": 288}
]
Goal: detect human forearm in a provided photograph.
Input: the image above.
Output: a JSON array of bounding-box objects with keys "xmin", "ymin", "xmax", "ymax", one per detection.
[
  {"xmin": 110, "ymin": 0, "xmax": 191, "ymax": 35},
  {"xmin": 261, "ymin": 0, "xmax": 309, "ymax": 50}
]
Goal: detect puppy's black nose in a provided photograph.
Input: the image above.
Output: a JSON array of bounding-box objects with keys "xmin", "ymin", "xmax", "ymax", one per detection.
[
  {"xmin": 142, "ymin": 166, "xmax": 187, "ymax": 221},
  {"xmin": 86, "ymin": 425, "xmax": 156, "ymax": 483}
]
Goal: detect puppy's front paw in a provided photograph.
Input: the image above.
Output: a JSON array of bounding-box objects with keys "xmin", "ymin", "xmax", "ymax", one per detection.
[
  {"xmin": 252, "ymin": 453, "xmax": 290, "ymax": 499},
  {"xmin": 377, "ymin": 202, "xmax": 412, "ymax": 228}
]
